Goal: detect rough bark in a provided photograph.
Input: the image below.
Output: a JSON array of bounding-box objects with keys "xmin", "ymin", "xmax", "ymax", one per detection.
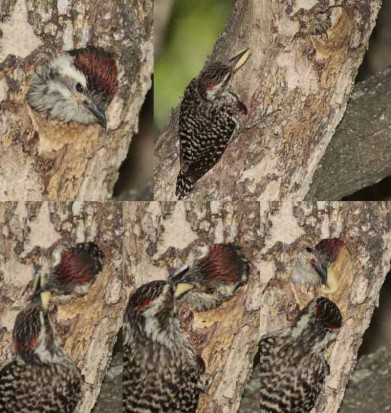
[
  {"xmin": 0, "ymin": 0, "xmax": 153, "ymax": 201},
  {"xmin": 154, "ymin": 0, "xmax": 381, "ymax": 201},
  {"xmin": 0, "ymin": 202, "xmax": 125, "ymax": 413},
  {"xmin": 123, "ymin": 201, "xmax": 261, "ymax": 413},
  {"xmin": 308, "ymin": 67, "xmax": 391, "ymax": 200},
  {"xmin": 340, "ymin": 344, "xmax": 391, "ymax": 412},
  {"xmin": 258, "ymin": 201, "xmax": 391, "ymax": 412}
]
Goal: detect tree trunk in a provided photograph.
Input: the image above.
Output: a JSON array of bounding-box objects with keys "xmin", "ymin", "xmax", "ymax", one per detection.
[
  {"xmin": 258, "ymin": 201, "xmax": 391, "ymax": 413},
  {"xmin": 0, "ymin": 0, "xmax": 153, "ymax": 201},
  {"xmin": 123, "ymin": 201, "xmax": 261, "ymax": 413},
  {"xmin": 0, "ymin": 201, "xmax": 125, "ymax": 413},
  {"xmin": 1, "ymin": 201, "xmax": 390, "ymax": 413},
  {"xmin": 154, "ymin": 0, "xmax": 381, "ymax": 201}
]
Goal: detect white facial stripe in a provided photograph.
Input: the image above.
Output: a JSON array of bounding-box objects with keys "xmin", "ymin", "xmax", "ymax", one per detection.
[
  {"xmin": 52, "ymin": 54, "xmax": 87, "ymax": 88},
  {"xmin": 33, "ymin": 311, "xmax": 70, "ymax": 365},
  {"xmin": 143, "ymin": 284, "xmax": 171, "ymax": 319},
  {"xmin": 52, "ymin": 246, "xmax": 64, "ymax": 267},
  {"xmin": 47, "ymin": 81, "xmax": 72, "ymax": 98},
  {"xmin": 291, "ymin": 312, "xmax": 311, "ymax": 338}
]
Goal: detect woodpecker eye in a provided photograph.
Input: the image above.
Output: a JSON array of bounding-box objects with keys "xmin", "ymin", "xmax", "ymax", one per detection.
[{"xmin": 75, "ymin": 83, "xmax": 84, "ymax": 93}]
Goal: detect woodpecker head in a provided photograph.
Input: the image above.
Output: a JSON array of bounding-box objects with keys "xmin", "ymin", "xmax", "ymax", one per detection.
[
  {"xmin": 35, "ymin": 242, "xmax": 104, "ymax": 303},
  {"xmin": 124, "ymin": 280, "xmax": 194, "ymax": 345},
  {"xmin": 169, "ymin": 243, "xmax": 250, "ymax": 312},
  {"xmin": 291, "ymin": 297, "xmax": 342, "ymax": 351},
  {"xmin": 197, "ymin": 49, "xmax": 250, "ymax": 101},
  {"xmin": 13, "ymin": 280, "xmax": 68, "ymax": 365},
  {"xmin": 307, "ymin": 239, "xmax": 345, "ymax": 284},
  {"xmin": 291, "ymin": 239, "xmax": 346, "ymax": 294},
  {"xmin": 27, "ymin": 46, "xmax": 118, "ymax": 128}
]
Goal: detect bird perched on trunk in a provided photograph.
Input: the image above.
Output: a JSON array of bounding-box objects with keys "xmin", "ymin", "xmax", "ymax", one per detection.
[
  {"xmin": 259, "ymin": 297, "xmax": 342, "ymax": 413},
  {"xmin": 169, "ymin": 243, "xmax": 250, "ymax": 311},
  {"xmin": 34, "ymin": 242, "xmax": 104, "ymax": 303},
  {"xmin": 176, "ymin": 48, "xmax": 253, "ymax": 199},
  {"xmin": 27, "ymin": 46, "xmax": 118, "ymax": 128},
  {"xmin": 123, "ymin": 280, "xmax": 205, "ymax": 413},
  {"xmin": 0, "ymin": 282, "xmax": 82, "ymax": 413}
]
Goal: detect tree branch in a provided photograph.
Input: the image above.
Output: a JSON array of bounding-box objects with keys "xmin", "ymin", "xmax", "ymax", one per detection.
[
  {"xmin": 308, "ymin": 67, "xmax": 391, "ymax": 200},
  {"xmin": 340, "ymin": 344, "xmax": 391, "ymax": 412}
]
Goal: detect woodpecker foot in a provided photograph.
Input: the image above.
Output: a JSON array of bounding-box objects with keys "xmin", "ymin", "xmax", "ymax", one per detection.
[
  {"xmin": 198, "ymin": 373, "xmax": 212, "ymax": 392},
  {"xmin": 240, "ymin": 108, "xmax": 280, "ymax": 135}
]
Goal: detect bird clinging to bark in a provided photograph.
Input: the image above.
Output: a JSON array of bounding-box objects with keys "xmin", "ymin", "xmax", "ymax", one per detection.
[
  {"xmin": 176, "ymin": 49, "xmax": 252, "ymax": 199},
  {"xmin": 169, "ymin": 243, "xmax": 250, "ymax": 311},
  {"xmin": 123, "ymin": 280, "xmax": 205, "ymax": 413},
  {"xmin": 259, "ymin": 297, "xmax": 342, "ymax": 413},
  {"xmin": 34, "ymin": 242, "xmax": 104, "ymax": 303},
  {"xmin": 27, "ymin": 46, "xmax": 118, "ymax": 128},
  {"xmin": 0, "ymin": 281, "xmax": 82, "ymax": 413}
]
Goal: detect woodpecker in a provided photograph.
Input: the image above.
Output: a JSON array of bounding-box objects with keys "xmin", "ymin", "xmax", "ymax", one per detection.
[
  {"xmin": 292, "ymin": 238, "xmax": 346, "ymax": 293},
  {"xmin": 123, "ymin": 280, "xmax": 205, "ymax": 413},
  {"xmin": 259, "ymin": 297, "xmax": 342, "ymax": 413},
  {"xmin": 0, "ymin": 286, "xmax": 82, "ymax": 412},
  {"xmin": 27, "ymin": 46, "xmax": 118, "ymax": 128},
  {"xmin": 169, "ymin": 243, "xmax": 250, "ymax": 312},
  {"xmin": 176, "ymin": 49, "xmax": 252, "ymax": 199},
  {"xmin": 34, "ymin": 242, "xmax": 104, "ymax": 303}
]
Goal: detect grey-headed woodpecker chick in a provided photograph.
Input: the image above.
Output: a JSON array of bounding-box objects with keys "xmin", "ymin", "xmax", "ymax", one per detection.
[
  {"xmin": 259, "ymin": 297, "xmax": 342, "ymax": 413},
  {"xmin": 35, "ymin": 242, "xmax": 104, "ymax": 303},
  {"xmin": 292, "ymin": 238, "xmax": 346, "ymax": 294},
  {"xmin": 27, "ymin": 46, "xmax": 118, "ymax": 128},
  {"xmin": 123, "ymin": 280, "xmax": 204, "ymax": 413},
  {"xmin": 169, "ymin": 243, "xmax": 250, "ymax": 311},
  {"xmin": 176, "ymin": 49, "xmax": 250, "ymax": 199},
  {"xmin": 0, "ymin": 284, "xmax": 82, "ymax": 413}
]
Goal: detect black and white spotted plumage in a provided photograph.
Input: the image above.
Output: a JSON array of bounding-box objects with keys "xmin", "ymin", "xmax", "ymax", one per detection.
[
  {"xmin": 123, "ymin": 280, "xmax": 204, "ymax": 413},
  {"xmin": 259, "ymin": 297, "xmax": 342, "ymax": 413},
  {"xmin": 0, "ymin": 296, "xmax": 82, "ymax": 412},
  {"xmin": 176, "ymin": 60, "xmax": 248, "ymax": 199}
]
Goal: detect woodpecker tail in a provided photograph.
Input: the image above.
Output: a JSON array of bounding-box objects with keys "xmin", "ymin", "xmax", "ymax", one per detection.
[{"xmin": 176, "ymin": 170, "xmax": 194, "ymax": 199}]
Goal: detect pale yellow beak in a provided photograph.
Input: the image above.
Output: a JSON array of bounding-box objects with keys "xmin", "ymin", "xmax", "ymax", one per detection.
[
  {"xmin": 41, "ymin": 291, "xmax": 51, "ymax": 312},
  {"xmin": 320, "ymin": 268, "xmax": 339, "ymax": 294},
  {"xmin": 229, "ymin": 48, "xmax": 251, "ymax": 72},
  {"xmin": 174, "ymin": 283, "xmax": 195, "ymax": 298}
]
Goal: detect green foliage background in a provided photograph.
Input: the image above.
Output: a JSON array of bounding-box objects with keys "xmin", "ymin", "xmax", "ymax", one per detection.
[{"xmin": 155, "ymin": 0, "xmax": 232, "ymax": 132}]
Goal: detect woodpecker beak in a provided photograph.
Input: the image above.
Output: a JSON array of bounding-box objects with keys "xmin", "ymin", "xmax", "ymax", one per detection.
[
  {"xmin": 174, "ymin": 283, "xmax": 195, "ymax": 298},
  {"xmin": 33, "ymin": 274, "xmax": 51, "ymax": 311},
  {"xmin": 228, "ymin": 48, "xmax": 251, "ymax": 72},
  {"xmin": 41, "ymin": 291, "xmax": 51, "ymax": 312},
  {"xmin": 320, "ymin": 267, "xmax": 339, "ymax": 294},
  {"xmin": 87, "ymin": 101, "xmax": 107, "ymax": 129}
]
